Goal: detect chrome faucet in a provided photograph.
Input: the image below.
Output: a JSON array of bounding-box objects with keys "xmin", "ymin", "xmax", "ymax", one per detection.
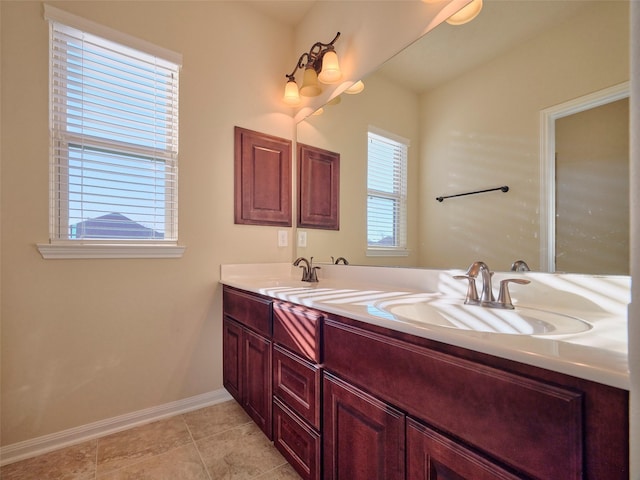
[
  {"xmin": 455, "ymin": 261, "xmax": 530, "ymax": 309},
  {"xmin": 510, "ymin": 260, "xmax": 531, "ymax": 272},
  {"xmin": 333, "ymin": 256, "xmax": 349, "ymax": 265},
  {"xmin": 465, "ymin": 261, "xmax": 494, "ymax": 303},
  {"xmin": 293, "ymin": 257, "xmax": 320, "ymax": 282}
]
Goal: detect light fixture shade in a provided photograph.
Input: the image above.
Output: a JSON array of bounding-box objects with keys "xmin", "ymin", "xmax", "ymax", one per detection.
[
  {"xmin": 283, "ymin": 79, "xmax": 301, "ymax": 106},
  {"xmin": 318, "ymin": 50, "xmax": 342, "ymax": 84},
  {"xmin": 300, "ymin": 67, "xmax": 322, "ymax": 97},
  {"xmin": 446, "ymin": 0, "xmax": 483, "ymax": 25},
  {"xmin": 345, "ymin": 80, "xmax": 365, "ymax": 94}
]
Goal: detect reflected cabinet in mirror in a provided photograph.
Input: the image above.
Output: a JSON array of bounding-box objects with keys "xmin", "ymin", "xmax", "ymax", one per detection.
[{"xmin": 296, "ymin": 0, "xmax": 629, "ymax": 274}]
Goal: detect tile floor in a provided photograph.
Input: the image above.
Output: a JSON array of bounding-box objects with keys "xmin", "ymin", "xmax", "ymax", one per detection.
[{"xmin": 0, "ymin": 400, "xmax": 302, "ymax": 480}]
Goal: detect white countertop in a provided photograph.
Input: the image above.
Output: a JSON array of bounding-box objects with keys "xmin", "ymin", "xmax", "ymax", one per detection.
[{"xmin": 220, "ymin": 263, "xmax": 630, "ymax": 390}]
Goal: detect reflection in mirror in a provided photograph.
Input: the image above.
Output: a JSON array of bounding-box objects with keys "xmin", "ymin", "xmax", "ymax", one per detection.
[{"xmin": 296, "ymin": 0, "xmax": 629, "ymax": 274}]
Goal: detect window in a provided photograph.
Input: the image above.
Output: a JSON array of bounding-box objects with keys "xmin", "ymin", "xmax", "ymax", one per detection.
[
  {"xmin": 367, "ymin": 128, "xmax": 409, "ymax": 255},
  {"xmin": 40, "ymin": 7, "xmax": 183, "ymax": 258}
]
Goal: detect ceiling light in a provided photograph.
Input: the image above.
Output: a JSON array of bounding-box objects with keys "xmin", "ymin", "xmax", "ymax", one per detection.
[
  {"xmin": 446, "ymin": 0, "xmax": 483, "ymax": 25},
  {"xmin": 344, "ymin": 80, "xmax": 365, "ymax": 94}
]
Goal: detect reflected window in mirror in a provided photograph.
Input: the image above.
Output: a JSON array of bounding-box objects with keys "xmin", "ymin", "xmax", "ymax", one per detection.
[{"xmin": 367, "ymin": 128, "xmax": 409, "ymax": 256}]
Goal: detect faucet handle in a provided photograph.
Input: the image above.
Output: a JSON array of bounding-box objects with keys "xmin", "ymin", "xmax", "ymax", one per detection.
[
  {"xmin": 308, "ymin": 266, "xmax": 321, "ymax": 283},
  {"xmin": 454, "ymin": 275, "xmax": 479, "ymax": 304},
  {"xmin": 497, "ymin": 278, "xmax": 531, "ymax": 309}
]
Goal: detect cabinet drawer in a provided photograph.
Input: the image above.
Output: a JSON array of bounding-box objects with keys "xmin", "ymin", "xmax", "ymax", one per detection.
[
  {"xmin": 273, "ymin": 399, "xmax": 321, "ymax": 480},
  {"xmin": 273, "ymin": 344, "xmax": 321, "ymax": 429},
  {"xmin": 223, "ymin": 287, "xmax": 272, "ymax": 336},
  {"xmin": 324, "ymin": 318, "xmax": 583, "ymax": 480},
  {"xmin": 273, "ymin": 301, "xmax": 322, "ymax": 362}
]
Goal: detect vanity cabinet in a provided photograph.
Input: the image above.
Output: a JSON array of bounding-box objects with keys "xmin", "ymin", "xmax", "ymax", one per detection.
[
  {"xmin": 323, "ymin": 315, "xmax": 628, "ymax": 480},
  {"xmin": 271, "ymin": 301, "xmax": 324, "ymax": 480},
  {"xmin": 222, "ymin": 287, "xmax": 273, "ymax": 438},
  {"xmin": 222, "ymin": 287, "xmax": 628, "ymax": 479}
]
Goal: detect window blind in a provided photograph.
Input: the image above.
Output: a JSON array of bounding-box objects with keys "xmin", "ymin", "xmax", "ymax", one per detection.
[
  {"xmin": 367, "ymin": 130, "xmax": 408, "ymax": 249},
  {"xmin": 48, "ymin": 17, "xmax": 180, "ymax": 242}
]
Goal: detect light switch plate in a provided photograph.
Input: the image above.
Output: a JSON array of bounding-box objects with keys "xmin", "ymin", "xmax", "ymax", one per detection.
[
  {"xmin": 297, "ymin": 231, "xmax": 307, "ymax": 248},
  {"xmin": 278, "ymin": 230, "xmax": 288, "ymax": 247}
]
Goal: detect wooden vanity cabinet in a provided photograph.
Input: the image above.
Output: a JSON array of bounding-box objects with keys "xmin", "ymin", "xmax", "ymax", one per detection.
[
  {"xmin": 271, "ymin": 301, "xmax": 324, "ymax": 480},
  {"xmin": 222, "ymin": 287, "xmax": 273, "ymax": 439},
  {"xmin": 323, "ymin": 314, "xmax": 628, "ymax": 480}
]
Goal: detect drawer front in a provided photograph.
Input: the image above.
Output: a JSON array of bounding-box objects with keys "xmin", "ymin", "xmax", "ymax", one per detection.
[
  {"xmin": 273, "ymin": 399, "xmax": 321, "ymax": 480},
  {"xmin": 273, "ymin": 301, "xmax": 322, "ymax": 362},
  {"xmin": 273, "ymin": 344, "xmax": 321, "ymax": 429},
  {"xmin": 324, "ymin": 318, "xmax": 583, "ymax": 480},
  {"xmin": 223, "ymin": 287, "xmax": 272, "ymax": 336}
]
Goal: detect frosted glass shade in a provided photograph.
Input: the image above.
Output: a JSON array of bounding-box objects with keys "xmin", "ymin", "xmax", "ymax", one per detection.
[
  {"xmin": 446, "ymin": 0, "xmax": 483, "ymax": 25},
  {"xmin": 345, "ymin": 80, "xmax": 365, "ymax": 94},
  {"xmin": 318, "ymin": 50, "xmax": 342, "ymax": 84},
  {"xmin": 283, "ymin": 79, "xmax": 301, "ymax": 106},
  {"xmin": 300, "ymin": 67, "xmax": 322, "ymax": 96}
]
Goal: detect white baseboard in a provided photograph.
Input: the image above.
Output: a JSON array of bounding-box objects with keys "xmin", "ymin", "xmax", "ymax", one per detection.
[{"xmin": 0, "ymin": 388, "xmax": 233, "ymax": 467}]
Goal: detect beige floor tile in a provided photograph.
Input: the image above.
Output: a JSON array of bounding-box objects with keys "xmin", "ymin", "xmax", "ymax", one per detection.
[
  {"xmin": 196, "ymin": 422, "xmax": 287, "ymax": 480},
  {"xmin": 96, "ymin": 416, "xmax": 192, "ymax": 475},
  {"xmin": 95, "ymin": 443, "xmax": 209, "ymax": 480},
  {"xmin": 255, "ymin": 463, "xmax": 303, "ymax": 480},
  {"xmin": 183, "ymin": 400, "xmax": 251, "ymax": 441},
  {"xmin": 0, "ymin": 440, "xmax": 97, "ymax": 480}
]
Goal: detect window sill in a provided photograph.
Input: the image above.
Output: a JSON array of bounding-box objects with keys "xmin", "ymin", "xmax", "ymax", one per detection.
[{"xmin": 37, "ymin": 243, "xmax": 186, "ymax": 259}]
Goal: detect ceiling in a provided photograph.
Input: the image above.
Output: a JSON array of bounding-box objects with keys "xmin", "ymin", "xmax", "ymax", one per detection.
[
  {"xmin": 243, "ymin": 1, "xmax": 610, "ymax": 93},
  {"xmin": 378, "ymin": 0, "xmax": 591, "ymax": 93}
]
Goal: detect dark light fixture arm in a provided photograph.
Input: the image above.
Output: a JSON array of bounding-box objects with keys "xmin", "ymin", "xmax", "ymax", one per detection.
[{"xmin": 285, "ymin": 32, "xmax": 341, "ymax": 80}]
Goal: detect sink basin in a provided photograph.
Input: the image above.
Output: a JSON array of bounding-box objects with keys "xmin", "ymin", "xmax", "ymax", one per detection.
[{"xmin": 377, "ymin": 298, "xmax": 592, "ymax": 335}]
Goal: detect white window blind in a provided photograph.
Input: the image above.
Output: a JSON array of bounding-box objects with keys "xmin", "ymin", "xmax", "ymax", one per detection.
[
  {"xmin": 367, "ymin": 129, "xmax": 408, "ymax": 252},
  {"xmin": 47, "ymin": 12, "xmax": 180, "ymax": 243}
]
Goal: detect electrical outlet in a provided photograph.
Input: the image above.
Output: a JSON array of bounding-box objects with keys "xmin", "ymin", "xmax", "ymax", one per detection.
[
  {"xmin": 278, "ymin": 230, "xmax": 288, "ymax": 247},
  {"xmin": 297, "ymin": 231, "xmax": 307, "ymax": 248}
]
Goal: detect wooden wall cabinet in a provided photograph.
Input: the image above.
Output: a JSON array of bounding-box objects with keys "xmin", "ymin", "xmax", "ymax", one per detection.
[
  {"xmin": 234, "ymin": 126, "xmax": 292, "ymax": 226},
  {"xmin": 298, "ymin": 143, "xmax": 340, "ymax": 230}
]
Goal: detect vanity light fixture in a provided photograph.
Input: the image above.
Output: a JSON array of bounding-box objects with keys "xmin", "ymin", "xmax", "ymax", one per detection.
[{"xmin": 283, "ymin": 32, "xmax": 342, "ymax": 106}]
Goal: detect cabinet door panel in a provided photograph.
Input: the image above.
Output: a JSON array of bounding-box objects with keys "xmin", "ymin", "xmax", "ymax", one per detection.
[
  {"xmin": 323, "ymin": 373, "xmax": 404, "ymax": 480},
  {"xmin": 244, "ymin": 329, "xmax": 272, "ymax": 439},
  {"xmin": 407, "ymin": 418, "xmax": 523, "ymax": 480},
  {"xmin": 222, "ymin": 317, "xmax": 242, "ymax": 402}
]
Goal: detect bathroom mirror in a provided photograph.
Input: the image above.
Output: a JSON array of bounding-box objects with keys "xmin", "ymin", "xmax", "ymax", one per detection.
[{"xmin": 295, "ymin": 0, "xmax": 630, "ymax": 274}]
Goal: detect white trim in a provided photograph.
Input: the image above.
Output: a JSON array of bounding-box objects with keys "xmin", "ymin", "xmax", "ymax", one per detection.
[
  {"xmin": 43, "ymin": 4, "xmax": 183, "ymax": 66},
  {"xmin": 37, "ymin": 243, "xmax": 186, "ymax": 259},
  {"xmin": 0, "ymin": 389, "xmax": 232, "ymax": 467},
  {"xmin": 539, "ymin": 81, "xmax": 630, "ymax": 272}
]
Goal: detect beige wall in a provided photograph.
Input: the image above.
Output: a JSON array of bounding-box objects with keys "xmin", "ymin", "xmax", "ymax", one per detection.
[
  {"xmin": 296, "ymin": 73, "xmax": 421, "ymax": 266},
  {"xmin": 555, "ymin": 98, "xmax": 629, "ymax": 275},
  {"xmin": 0, "ymin": 0, "xmax": 296, "ymax": 446},
  {"xmin": 420, "ymin": 1, "xmax": 629, "ymax": 271}
]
